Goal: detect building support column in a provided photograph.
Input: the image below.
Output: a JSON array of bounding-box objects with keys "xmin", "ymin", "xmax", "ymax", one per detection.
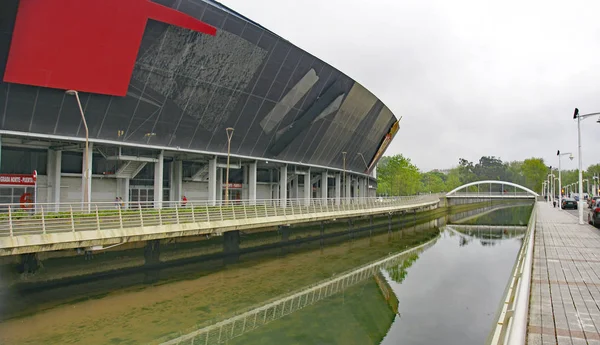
[
  {"xmin": 293, "ymin": 175, "xmax": 299, "ymax": 201},
  {"xmin": 304, "ymin": 168, "xmax": 311, "ymax": 206},
  {"xmin": 321, "ymin": 171, "xmax": 328, "ymax": 203},
  {"xmin": 170, "ymin": 160, "xmax": 182, "ymax": 203},
  {"xmin": 279, "ymin": 165, "xmax": 288, "ymax": 208},
  {"xmin": 217, "ymin": 168, "xmax": 223, "ymax": 202},
  {"xmin": 153, "ymin": 150, "xmax": 164, "ymax": 209},
  {"xmin": 117, "ymin": 178, "xmax": 129, "ymax": 209},
  {"xmin": 335, "ymin": 173, "xmax": 341, "ymax": 206},
  {"xmin": 208, "ymin": 157, "xmax": 217, "ymax": 206},
  {"xmin": 249, "ymin": 161, "xmax": 257, "ymax": 205},
  {"xmin": 353, "ymin": 177, "xmax": 359, "ymax": 201},
  {"xmin": 242, "ymin": 165, "xmax": 248, "ymax": 201},
  {"xmin": 82, "ymin": 142, "xmax": 93, "ymax": 205},
  {"xmin": 47, "ymin": 149, "xmax": 62, "ymax": 212},
  {"xmin": 345, "ymin": 174, "xmax": 352, "ymax": 203}
]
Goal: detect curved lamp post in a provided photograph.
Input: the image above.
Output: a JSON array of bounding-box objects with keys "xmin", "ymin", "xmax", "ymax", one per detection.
[
  {"xmin": 573, "ymin": 108, "xmax": 600, "ymax": 224},
  {"xmin": 224, "ymin": 127, "xmax": 234, "ymax": 204},
  {"xmin": 557, "ymin": 150, "xmax": 573, "ymax": 210},
  {"xmin": 66, "ymin": 90, "xmax": 90, "ymax": 211}
]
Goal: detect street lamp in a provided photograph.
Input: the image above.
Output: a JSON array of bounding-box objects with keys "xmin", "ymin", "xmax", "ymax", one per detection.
[
  {"xmin": 573, "ymin": 108, "xmax": 600, "ymax": 224},
  {"xmin": 66, "ymin": 90, "xmax": 90, "ymax": 211},
  {"xmin": 593, "ymin": 174, "xmax": 599, "ymax": 197},
  {"xmin": 224, "ymin": 127, "xmax": 234, "ymax": 204},
  {"xmin": 557, "ymin": 150, "xmax": 573, "ymax": 210}
]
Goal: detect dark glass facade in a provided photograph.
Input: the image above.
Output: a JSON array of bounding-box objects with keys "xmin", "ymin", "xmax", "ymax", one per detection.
[{"xmin": 0, "ymin": 0, "xmax": 397, "ymax": 173}]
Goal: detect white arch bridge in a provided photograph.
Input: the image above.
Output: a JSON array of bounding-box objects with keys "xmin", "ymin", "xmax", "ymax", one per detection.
[{"xmin": 446, "ymin": 180, "xmax": 539, "ymax": 199}]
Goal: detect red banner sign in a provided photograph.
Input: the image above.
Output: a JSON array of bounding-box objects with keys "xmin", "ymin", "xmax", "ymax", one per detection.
[
  {"xmin": 0, "ymin": 174, "xmax": 37, "ymax": 186},
  {"xmin": 225, "ymin": 183, "xmax": 243, "ymax": 189}
]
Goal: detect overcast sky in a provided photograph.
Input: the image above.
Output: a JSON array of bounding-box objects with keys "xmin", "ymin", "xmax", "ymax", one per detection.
[{"xmin": 221, "ymin": 0, "xmax": 600, "ymax": 172}]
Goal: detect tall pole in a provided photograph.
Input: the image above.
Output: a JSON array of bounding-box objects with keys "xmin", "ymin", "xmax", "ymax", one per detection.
[
  {"xmin": 66, "ymin": 90, "xmax": 89, "ymax": 211},
  {"xmin": 577, "ymin": 114, "xmax": 584, "ymax": 224},
  {"xmin": 224, "ymin": 127, "xmax": 234, "ymax": 205},
  {"xmin": 558, "ymin": 153, "xmax": 562, "ymax": 209}
]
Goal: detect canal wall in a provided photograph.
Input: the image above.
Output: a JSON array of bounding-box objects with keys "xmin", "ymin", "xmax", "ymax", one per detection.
[{"xmin": 0, "ymin": 199, "xmax": 525, "ymax": 320}]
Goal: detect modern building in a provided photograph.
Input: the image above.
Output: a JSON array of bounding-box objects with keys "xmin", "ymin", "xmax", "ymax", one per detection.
[{"xmin": 0, "ymin": 0, "xmax": 399, "ymax": 208}]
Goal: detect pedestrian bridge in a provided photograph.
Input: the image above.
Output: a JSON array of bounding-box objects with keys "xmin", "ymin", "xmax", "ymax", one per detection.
[
  {"xmin": 0, "ymin": 196, "xmax": 440, "ymax": 256},
  {"xmin": 446, "ymin": 180, "xmax": 538, "ymax": 199}
]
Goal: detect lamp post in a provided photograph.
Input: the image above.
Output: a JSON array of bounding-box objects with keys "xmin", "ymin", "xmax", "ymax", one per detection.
[
  {"xmin": 593, "ymin": 174, "xmax": 599, "ymax": 197},
  {"xmin": 573, "ymin": 108, "xmax": 600, "ymax": 224},
  {"xmin": 224, "ymin": 127, "xmax": 234, "ymax": 204},
  {"xmin": 557, "ymin": 150, "xmax": 573, "ymax": 210},
  {"xmin": 66, "ymin": 90, "xmax": 89, "ymax": 211},
  {"xmin": 542, "ymin": 181, "xmax": 547, "ymax": 199},
  {"xmin": 583, "ymin": 178, "xmax": 590, "ymax": 196}
]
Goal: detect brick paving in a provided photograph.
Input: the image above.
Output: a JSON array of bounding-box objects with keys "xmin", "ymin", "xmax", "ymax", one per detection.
[{"xmin": 528, "ymin": 202, "xmax": 600, "ymax": 345}]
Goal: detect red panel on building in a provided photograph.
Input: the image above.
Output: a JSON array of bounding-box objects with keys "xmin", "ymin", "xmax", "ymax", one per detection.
[{"xmin": 3, "ymin": 0, "xmax": 216, "ymax": 96}]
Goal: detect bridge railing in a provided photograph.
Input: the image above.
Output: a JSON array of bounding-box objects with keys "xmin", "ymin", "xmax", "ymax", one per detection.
[
  {"xmin": 0, "ymin": 195, "xmax": 439, "ymax": 237},
  {"xmin": 447, "ymin": 192, "xmax": 535, "ymax": 197}
]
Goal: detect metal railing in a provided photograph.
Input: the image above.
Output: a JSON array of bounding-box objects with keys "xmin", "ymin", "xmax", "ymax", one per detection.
[
  {"xmin": 447, "ymin": 192, "xmax": 536, "ymax": 198},
  {"xmin": 158, "ymin": 235, "xmax": 439, "ymax": 345},
  {"xmin": 486, "ymin": 204, "xmax": 537, "ymax": 345},
  {"xmin": 0, "ymin": 196, "xmax": 439, "ymax": 237}
]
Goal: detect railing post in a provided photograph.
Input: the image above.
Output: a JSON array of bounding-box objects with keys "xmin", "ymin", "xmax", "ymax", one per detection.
[
  {"xmin": 8, "ymin": 205, "xmax": 13, "ymax": 237},
  {"xmin": 290, "ymin": 200, "xmax": 295, "ymax": 215},
  {"xmin": 254, "ymin": 203, "xmax": 258, "ymax": 218},
  {"xmin": 243, "ymin": 202, "xmax": 247, "ymax": 219},
  {"xmin": 118, "ymin": 204, "xmax": 123, "ymax": 229},
  {"xmin": 175, "ymin": 202, "xmax": 180, "ymax": 224},
  {"xmin": 191, "ymin": 202, "xmax": 196, "ymax": 223},
  {"xmin": 41, "ymin": 205, "xmax": 46, "ymax": 234},
  {"xmin": 139, "ymin": 203, "xmax": 144, "ymax": 227},
  {"xmin": 219, "ymin": 203, "xmax": 224, "ymax": 221},
  {"xmin": 95, "ymin": 205, "xmax": 100, "ymax": 231},
  {"xmin": 232, "ymin": 204, "xmax": 236, "ymax": 220},
  {"xmin": 158, "ymin": 207, "xmax": 163, "ymax": 225},
  {"xmin": 264, "ymin": 202, "xmax": 268, "ymax": 217},
  {"xmin": 70, "ymin": 206, "xmax": 75, "ymax": 232},
  {"xmin": 274, "ymin": 201, "xmax": 278, "ymax": 216},
  {"xmin": 206, "ymin": 204, "xmax": 210, "ymax": 222}
]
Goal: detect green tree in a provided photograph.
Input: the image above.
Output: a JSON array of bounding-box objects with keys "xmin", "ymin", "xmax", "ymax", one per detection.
[
  {"xmin": 376, "ymin": 154, "xmax": 422, "ymax": 196},
  {"xmin": 420, "ymin": 172, "xmax": 446, "ymax": 193},
  {"xmin": 521, "ymin": 158, "xmax": 547, "ymax": 193}
]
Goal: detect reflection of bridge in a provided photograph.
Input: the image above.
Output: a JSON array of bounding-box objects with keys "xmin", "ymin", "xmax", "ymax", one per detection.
[
  {"xmin": 0, "ymin": 196, "xmax": 440, "ymax": 256},
  {"xmin": 446, "ymin": 225, "xmax": 526, "ymax": 241},
  {"xmin": 446, "ymin": 181, "xmax": 538, "ymax": 199},
  {"xmin": 159, "ymin": 234, "xmax": 439, "ymax": 345}
]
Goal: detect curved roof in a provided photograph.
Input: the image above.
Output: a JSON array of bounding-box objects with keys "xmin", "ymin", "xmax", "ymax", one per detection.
[{"xmin": 0, "ymin": 0, "xmax": 398, "ymax": 172}]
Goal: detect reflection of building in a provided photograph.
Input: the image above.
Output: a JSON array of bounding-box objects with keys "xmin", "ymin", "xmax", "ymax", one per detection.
[{"xmin": 0, "ymin": 0, "xmax": 399, "ymax": 207}]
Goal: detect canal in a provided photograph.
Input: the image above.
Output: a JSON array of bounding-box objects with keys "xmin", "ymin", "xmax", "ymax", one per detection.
[{"xmin": 0, "ymin": 202, "xmax": 532, "ymax": 344}]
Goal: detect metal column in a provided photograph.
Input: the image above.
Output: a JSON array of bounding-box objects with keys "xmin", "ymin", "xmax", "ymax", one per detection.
[
  {"xmin": 304, "ymin": 168, "xmax": 311, "ymax": 206},
  {"xmin": 335, "ymin": 173, "xmax": 341, "ymax": 205},
  {"xmin": 321, "ymin": 171, "xmax": 328, "ymax": 202},
  {"xmin": 208, "ymin": 157, "xmax": 217, "ymax": 206},
  {"xmin": 153, "ymin": 150, "xmax": 164, "ymax": 209},
  {"xmin": 47, "ymin": 149, "xmax": 62, "ymax": 212},
  {"xmin": 280, "ymin": 165, "xmax": 288, "ymax": 208},
  {"xmin": 249, "ymin": 161, "xmax": 257, "ymax": 204},
  {"xmin": 170, "ymin": 159, "xmax": 182, "ymax": 202}
]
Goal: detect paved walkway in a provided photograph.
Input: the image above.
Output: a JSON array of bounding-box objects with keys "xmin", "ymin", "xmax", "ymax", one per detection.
[{"xmin": 528, "ymin": 202, "xmax": 600, "ymax": 345}]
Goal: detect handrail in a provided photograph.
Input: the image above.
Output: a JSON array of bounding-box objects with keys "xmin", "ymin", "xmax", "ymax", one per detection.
[
  {"xmin": 486, "ymin": 204, "xmax": 537, "ymax": 345},
  {"xmin": 0, "ymin": 196, "xmax": 440, "ymax": 238}
]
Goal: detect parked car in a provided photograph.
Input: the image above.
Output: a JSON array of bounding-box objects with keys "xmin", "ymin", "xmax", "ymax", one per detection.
[
  {"xmin": 589, "ymin": 196, "xmax": 600, "ymax": 209},
  {"xmin": 589, "ymin": 200, "xmax": 600, "ymax": 227},
  {"xmin": 562, "ymin": 198, "xmax": 578, "ymax": 210}
]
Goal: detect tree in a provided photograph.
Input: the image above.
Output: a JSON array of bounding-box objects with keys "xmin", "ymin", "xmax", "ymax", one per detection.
[
  {"xmin": 420, "ymin": 172, "xmax": 446, "ymax": 193},
  {"xmin": 520, "ymin": 158, "xmax": 547, "ymax": 193},
  {"xmin": 376, "ymin": 154, "xmax": 422, "ymax": 196}
]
